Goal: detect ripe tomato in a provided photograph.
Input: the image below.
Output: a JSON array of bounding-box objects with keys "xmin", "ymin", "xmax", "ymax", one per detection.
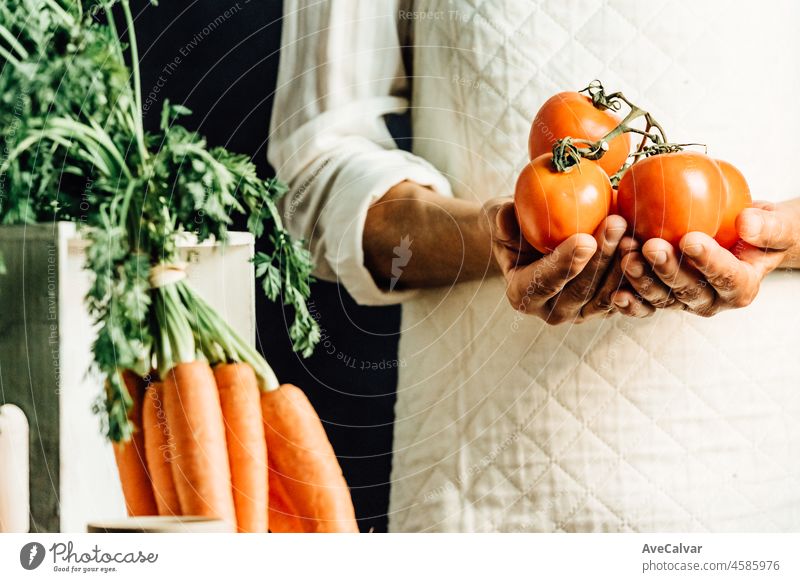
[
  {"xmin": 528, "ymin": 92, "xmax": 631, "ymax": 177},
  {"xmin": 616, "ymin": 151, "xmax": 727, "ymax": 247},
  {"xmin": 514, "ymin": 153, "xmax": 612, "ymax": 254},
  {"xmin": 610, "ymin": 187, "xmax": 619, "ymax": 215},
  {"xmin": 714, "ymin": 160, "xmax": 752, "ymax": 249}
]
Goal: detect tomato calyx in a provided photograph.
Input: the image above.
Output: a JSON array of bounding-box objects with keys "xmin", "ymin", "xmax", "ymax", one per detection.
[{"xmin": 551, "ymin": 137, "xmax": 609, "ymax": 173}]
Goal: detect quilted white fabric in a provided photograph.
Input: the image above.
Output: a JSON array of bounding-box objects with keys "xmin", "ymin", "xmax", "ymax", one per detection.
[{"xmin": 389, "ymin": 0, "xmax": 800, "ymax": 531}]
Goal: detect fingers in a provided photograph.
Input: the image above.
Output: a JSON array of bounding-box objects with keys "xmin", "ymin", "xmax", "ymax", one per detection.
[
  {"xmin": 483, "ymin": 197, "xmax": 533, "ymax": 250},
  {"xmin": 620, "ymin": 250, "xmax": 675, "ymax": 309},
  {"xmin": 679, "ymin": 232, "xmax": 760, "ymax": 307},
  {"xmin": 579, "ymin": 221, "xmax": 629, "ymax": 319},
  {"xmin": 640, "ymin": 238, "xmax": 717, "ymax": 315},
  {"xmin": 561, "ymin": 215, "xmax": 627, "ymax": 306},
  {"xmin": 731, "ymin": 241, "xmax": 785, "ymax": 279},
  {"xmin": 483, "ymin": 198, "xmax": 540, "ymax": 272},
  {"xmin": 612, "ymin": 236, "xmax": 658, "ymax": 318},
  {"xmin": 751, "ymin": 200, "xmax": 775, "ymax": 211},
  {"xmin": 488, "ymin": 198, "xmax": 520, "ymax": 242},
  {"xmin": 618, "ymin": 235, "xmax": 640, "ymax": 257},
  {"xmin": 506, "ymin": 234, "xmax": 596, "ymax": 310},
  {"xmin": 532, "ymin": 234, "xmax": 597, "ymax": 298},
  {"xmin": 579, "ymin": 257, "xmax": 624, "ymax": 318},
  {"xmin": 610, "ymin": 289, "xmax": 655, "ymax": 318},
  {"xmin": 736, "ymin": 206, "xmax": 796, "ymax": 251}
]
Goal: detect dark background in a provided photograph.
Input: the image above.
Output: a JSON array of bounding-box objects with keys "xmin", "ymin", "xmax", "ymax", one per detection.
[{"xmin": 123, "ymin": 0, "xmax": 402, "ymax": 532}]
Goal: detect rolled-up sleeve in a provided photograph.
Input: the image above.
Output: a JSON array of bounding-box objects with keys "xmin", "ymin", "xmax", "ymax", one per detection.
[{"xmin": 268, "ymin": 0, "xmax": 452, "ymax": 305}]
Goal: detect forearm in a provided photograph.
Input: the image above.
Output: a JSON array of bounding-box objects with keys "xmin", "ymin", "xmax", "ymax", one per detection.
[{"xmin": 363, "ymin": 181, "xmax": 499, "ymax": 289}]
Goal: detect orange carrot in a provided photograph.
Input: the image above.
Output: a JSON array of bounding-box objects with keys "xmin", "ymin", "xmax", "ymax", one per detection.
[
  {"xmin": 142, "ymin": 381, "xmax": 182, "ymax": 516},
  {"xmin": 162, "ymin": 361, "xmax": 236, "ymax": 526},
  {"xmin": 112, "ymin": 370, "xmax": 158, "ymax": 517},
  {"xmin": 267, "ymin": 464, "xmax": 305, "ymax": 533},
  {"xmin": 214, "ymin": 363, "xmax": 268, "ymax": 533},
  {"xmin": 260, "ymin": 384, "xmax": 358, "ymax": 533}
]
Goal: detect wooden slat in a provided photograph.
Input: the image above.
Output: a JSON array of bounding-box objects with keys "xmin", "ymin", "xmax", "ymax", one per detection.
[{"xmin": 0, "ymin": 223, "xmax": 63, "ymax": 532}]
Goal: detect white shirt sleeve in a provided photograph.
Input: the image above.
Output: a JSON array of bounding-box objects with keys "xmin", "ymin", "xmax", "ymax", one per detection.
[{"xmin": 268, "ymin": 0, "xmax": 453, "ymax": 306}]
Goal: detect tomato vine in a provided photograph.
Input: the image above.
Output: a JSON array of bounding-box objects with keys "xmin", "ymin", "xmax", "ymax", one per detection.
[{"xmin": 549, "ymin": 80, "xmax": 705, "ymax": 185}]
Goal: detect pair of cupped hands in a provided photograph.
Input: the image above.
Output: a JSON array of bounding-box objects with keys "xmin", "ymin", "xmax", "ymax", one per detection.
[{"xmin": 482, "ymin": 198, "xmax": 799, "ymax": 323}]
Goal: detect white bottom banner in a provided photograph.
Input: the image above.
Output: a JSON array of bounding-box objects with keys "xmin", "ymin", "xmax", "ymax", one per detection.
[{"xmin": 0, "ymin": 533, "xmax": 796, "ymax": 581}]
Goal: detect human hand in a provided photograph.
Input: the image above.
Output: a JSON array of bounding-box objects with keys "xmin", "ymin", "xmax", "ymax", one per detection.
[
  {"xmin": 616, "ymin": 201, "xmax": 800, "ymax": 316},
  {"xmin": 481, "ymin": 198, "xmax": 647, "ymax": 324}
]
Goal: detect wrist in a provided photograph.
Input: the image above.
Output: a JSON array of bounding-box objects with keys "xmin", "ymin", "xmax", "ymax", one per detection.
[{"xmin": 364, "ymin": 181, "xmax": 501, "ymax": 287}]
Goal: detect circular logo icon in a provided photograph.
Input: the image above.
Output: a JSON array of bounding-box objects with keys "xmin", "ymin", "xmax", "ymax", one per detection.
[{"xmin": 20, "ymin": 542, "xmax": 46, "ymax": 570}]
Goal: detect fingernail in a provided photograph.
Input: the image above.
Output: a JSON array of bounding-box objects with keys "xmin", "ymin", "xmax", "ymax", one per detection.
[
  {"xmin": 646, "ymin": 250, "xmax": 667, "ymax": 266},
  {"xmin": 575, "ymin": 246, "xmax": 595, "ymax": 260},
  {"xmin": 614, "ymin": 296, "xmax": 630, "ymax": 308},
  {"xmin": 739, "ymin": 213, "xmax": 763, "ymax": 238},
  {"xmin": 625, "ymin": 260, "xmax": 644, "ymax": 278},
  {"xmin": 682, "ymin": 244, "xmax": 704, "ymax": 258}
]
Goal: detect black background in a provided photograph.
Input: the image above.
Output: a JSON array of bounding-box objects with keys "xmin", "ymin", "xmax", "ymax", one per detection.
[{"xmin": 122, "ymin": 0, "xmax": 402, "ymax": 532}]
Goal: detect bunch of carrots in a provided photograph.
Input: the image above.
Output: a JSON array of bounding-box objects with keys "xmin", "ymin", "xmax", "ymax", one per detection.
[{"xmin": 113, "ymin": 276, "xmax": 358, "ymax": 533}]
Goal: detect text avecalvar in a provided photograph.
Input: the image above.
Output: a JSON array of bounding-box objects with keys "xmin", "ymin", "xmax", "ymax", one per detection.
[{"xmin": 642, "ymin": 543, "xmax": 702, "ymax": 554}]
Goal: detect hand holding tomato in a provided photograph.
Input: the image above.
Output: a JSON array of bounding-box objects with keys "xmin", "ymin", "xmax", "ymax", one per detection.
[
  {"xmin": 616, "ymin": 200, "xmax": 800, "ymax": 317},
  {"xmin": 517, "ymin": 80, "xmax": 792, "ymax": 320},
  {"xmin": 481, "ymin": 198, "xmax": 650, "ymax": 323}
]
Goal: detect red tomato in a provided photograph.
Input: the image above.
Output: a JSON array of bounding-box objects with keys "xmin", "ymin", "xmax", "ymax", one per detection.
[
  {"xmin": 610, "ymin": 187, "xmax": 619, "ymax": 216},
  {"xmin": 714, "ymin": 160, "xmax": 752, "ymax": 249},
  {"xmin": 528, "ymin": 92, "xmax": 631, "ymax": 177},
  {"xmin": 514, "ymin": 153, "xmax": 612, "ymax": 254},
  {"xmin": 616, "ymin": 151, "xmax": 727, "ymax": 247}
]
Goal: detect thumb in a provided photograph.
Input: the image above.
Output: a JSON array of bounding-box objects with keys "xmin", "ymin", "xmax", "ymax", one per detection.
[
  {"xmin": 480, "ymin": 197, "xmax": 516, "ymax": 239},
  {"xmin": 480, "ymin": 197, "xmax": 539, "ymax": 268},
  {"xmin": 482, "ymin": 197, "xmax": 530, "ymax": 247},
  {"xmin": 736, "ymin": 206, "xmax": 796, "ymax": 251}
]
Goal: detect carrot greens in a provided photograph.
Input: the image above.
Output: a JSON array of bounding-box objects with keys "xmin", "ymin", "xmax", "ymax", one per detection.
[{"xmin": 0, "ymin": 0, "xmax": 318, "ymax": 441}]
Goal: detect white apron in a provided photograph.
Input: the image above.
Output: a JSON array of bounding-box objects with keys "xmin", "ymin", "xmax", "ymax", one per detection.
[{"xmin": 389, "ymin": 0, "xmax": 800, "ymax": 532}]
